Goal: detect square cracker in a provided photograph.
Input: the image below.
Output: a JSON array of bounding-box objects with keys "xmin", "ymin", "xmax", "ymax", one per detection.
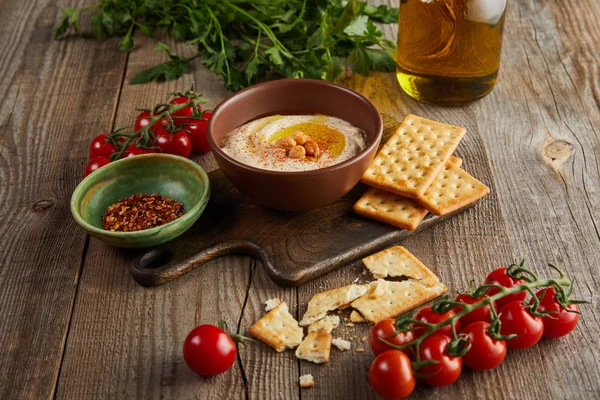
[
  {"xmin": 353, "ymin": 188, "xmax": 428, "ymax": 230},
  {"xmin": 351, "ymin": 279, "xmax": 447, "ymax": 323},
  {"xmin": 300, "ymin": 284, "xmax": 367, "ymax": 326},
  {"xmin": 352, "ymin": 157, "xmax": 463, "ymax": 231},
  {"xmin": 295, "ymin": 332, "xmax": 332, "ymax": 364},
  {"xmin": 417, "ymin": 161, "xmax": 489, "ymax": 216},
  {"xmin": 308, "ymin": 315, "xmax": 340, "ymax": 333},
  {"xmin": 361, "ymin": 114, "xmax": 466, "ymax": 198},
  {"xmin": 248, "ymin": 302, "xmax": 304, "ymax": 352},
  {"xmin": 362, "ymin": 246, "xmax": 440, "ymax": 287}
]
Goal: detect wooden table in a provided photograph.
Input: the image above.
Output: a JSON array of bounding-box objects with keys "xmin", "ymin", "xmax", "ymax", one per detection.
[{"xmin": 1, "ymin": 0, "xmax": 599, "ymax": 399}]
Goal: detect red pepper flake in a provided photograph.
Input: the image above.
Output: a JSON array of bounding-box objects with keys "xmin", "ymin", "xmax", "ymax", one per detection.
[{"xmin": 102, "ymin": 194, "xmax": 185, "ymax": 232}]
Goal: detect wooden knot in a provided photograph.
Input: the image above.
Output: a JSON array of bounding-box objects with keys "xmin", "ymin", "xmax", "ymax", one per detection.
[
  {"xmin": 33, "ymin": 200, "xmax": 53, "ymax": 212},
  {"xmin": 542, "ymin": 136, "xmax": 573, "ymax": 171}
]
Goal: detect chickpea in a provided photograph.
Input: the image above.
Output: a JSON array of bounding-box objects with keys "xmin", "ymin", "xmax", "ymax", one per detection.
[
  {"xmin": 304, "ymin": 140, "xmax": 320, "ymax": 157},
  {"xmin": 288, "ymin": 145, "xmax": 306, "ymax": 159},
  {"xmin": 273, "ymin": 137, "xmax": 296, "ymax": 151},
  {"xmin": 291, "ymin": 130, "xmax": 309, "ymax": 145}
]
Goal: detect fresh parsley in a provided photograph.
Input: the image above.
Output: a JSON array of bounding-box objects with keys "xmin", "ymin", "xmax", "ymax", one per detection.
[{"xmin": 54, "ymin": 0, "xmax": 398, "ymax": 91}]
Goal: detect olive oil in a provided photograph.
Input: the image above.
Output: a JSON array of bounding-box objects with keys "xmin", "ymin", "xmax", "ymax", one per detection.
[
  {"xmin": 269, "ymin": 121, "xmax": 346, "ymax": 158},
  {"xmin": 396, "ymin": 0, "xmax": 506, "ymax": 104}
]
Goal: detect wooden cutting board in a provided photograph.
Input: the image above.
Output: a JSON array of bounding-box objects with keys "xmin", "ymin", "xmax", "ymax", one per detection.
[{"xmin": 130, "ymin": 167, "xmax": 477, "ymax": 287}]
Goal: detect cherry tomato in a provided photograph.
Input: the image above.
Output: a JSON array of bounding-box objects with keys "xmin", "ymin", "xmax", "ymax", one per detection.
[
  {"xmin": 155, "ymin": 130, "xmax": 192, "ymax": 158},
  {"xmin": 183, "ymin": 324, "xmax": 236, "ymax": 376},
  {"xmin": 369, "ymin": 319, "xmax": 415, "ymax": 357},
  {"xmin": 461, "ymin": 321, "xmax": 506, "ymax": 370},
  {"xmin": 413, "ymin": 306, "xmax": 460, "ymax": 338},
  {"xmin": 134, "ymin": 110, "xmax": 168, "ymax": 133},
  {"xmin": 418, "ymin": 334, "xmax": 462, "ymax": 387},
  {"xmin": 89, "ymin": 133, "xmax": 117, "ymax": 159},
  {"xmin": 84, "ymin": 156, "xmax": 110, "ymax": 177},
  {"xmin": 499, "ymin": 300, "xmax": 544, "ymax": 349},
  {"xmin": 170, "ymin": 96, "xmax": 202, "ymax": 119},
  {"xmin": 369, "ymin": 350, "xmax": 415, "ymax": 399},
  {"xmin": 123, "ymin": 145, "xmax": 157, "ymax": 158},
  {"xmin": 183, "ymin": 111, "xmax": 212, "ymax": 153},
  {"xmin": 534, "ymin": 287, "xmax": 580, "ymax": 338},
  {"xmin": 455, "ymin": 293, "xmax": 495, "ymax": 327},
  {"xmin": 485, "ymin": 267, "xmax": 527, "ymax": 309}
]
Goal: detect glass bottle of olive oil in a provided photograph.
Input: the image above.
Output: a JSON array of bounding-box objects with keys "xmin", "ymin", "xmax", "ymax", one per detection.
[{"xmin": 396, "ymin": 0, "xmax": 506, "ymax": 105}]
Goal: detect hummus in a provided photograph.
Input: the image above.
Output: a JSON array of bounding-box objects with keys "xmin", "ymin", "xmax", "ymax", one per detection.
[{"xmin": 220, "ymin": 114, "xmax": 367, "ymax": 171}]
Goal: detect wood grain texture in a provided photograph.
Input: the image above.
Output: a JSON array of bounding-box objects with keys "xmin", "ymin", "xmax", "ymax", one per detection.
[
  {"xmin": 54, "ymin": 34, "xmax": 246, "ymax": 399},
  {"xmin": 472, "ymin": 0, "xmax": 600, "ymax": 397},
  {"xmin": 0, "ymin": 0, "xmax": 127, "ymax": 398}
]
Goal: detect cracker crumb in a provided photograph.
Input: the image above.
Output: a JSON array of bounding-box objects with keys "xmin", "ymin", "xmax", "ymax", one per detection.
[
  {"xmin": 299, "ymin": 374, "xmax": 315, "ymax": 388},
  {"xmin": 355, "ymin": 347, "xmax": 365, "ymax": 352},
  {"xmin": 361, "ymin": 336, "xmax": 367, "ymax": 342},
  {"xmin": 345, "ymin": 322, "xmax": 355, "ymax": 327},
  {"xmin": 332, "ymin": 338, "xmax": 352, "ymax": 351}
]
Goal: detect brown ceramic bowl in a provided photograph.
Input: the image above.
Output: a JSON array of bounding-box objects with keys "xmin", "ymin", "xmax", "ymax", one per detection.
[{"xmin": 207, "ymin": 79, "xmax": 382, "ymax": 211}]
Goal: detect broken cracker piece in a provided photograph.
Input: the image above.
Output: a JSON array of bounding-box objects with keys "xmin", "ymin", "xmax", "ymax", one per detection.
[
  {"xmin": 264, "ymin": 298, "xmax": 281, "ymax": 312},
  {"xmin": 295, "ymin": 332, "xmax": 332, "ymax": 364},
  {"xmin": 362, "ymin": 246, "xmax": 440, "ymax": 287},
  {"xmin": 417, "ymin": 161, "xmax": 489, "ymax": 216},
  {"xmin": 361, "ymin": 114, "xmax": 465, "ymax": 198},
  {"xmin": 369, "ymin": 279, "xmax": 389, "ymax": 299},
  {"xmin": 248, "ymin": 302, "xmax": 303, "ymax": 352},
  {"xmin": 300, "ymin": 284, "xmax": 367, "ymax": 326},
  {"xmin": 308, "ymin": 315, "xmax": 340, "ymax": 334},
  {"xmin": 332, "ymin": 338, "xmax": 352, "ymax": 351},
  {"xmin": 351, "ymin": 280, "xmax": 447, "ymax": 323},
  {"xmin": 349, "ymin": 310, "xmax": 366, "ymax": 323},
  {"xmin": 299, "ymin": 374, "xmax": 315, "ymax": 388}
]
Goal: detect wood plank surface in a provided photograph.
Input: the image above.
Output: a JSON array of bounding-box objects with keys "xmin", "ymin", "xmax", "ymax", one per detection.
[
  {"xmin": 0, "ymin": 0, "xmax": 128, "ymax": 398},
  {"xmin": 0, "ymin": 0, "xmax": 599, "ymax": 399}
]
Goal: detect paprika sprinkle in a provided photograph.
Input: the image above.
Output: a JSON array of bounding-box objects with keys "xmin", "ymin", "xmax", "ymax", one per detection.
[{"xmin": 102, "ymin": 194, "xmax": 185, "ymax": 232}]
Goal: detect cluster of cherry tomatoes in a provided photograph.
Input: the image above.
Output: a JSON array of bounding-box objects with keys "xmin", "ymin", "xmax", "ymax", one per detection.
[
  {"xmin": 368, "ymin": 267, "xmax": 581, "ymax": 399},
  {"xmin": 85, "ymin": 96, "xmax": 212, "ymax": 177}
]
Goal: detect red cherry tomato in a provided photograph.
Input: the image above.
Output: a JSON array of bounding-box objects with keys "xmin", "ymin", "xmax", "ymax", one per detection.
[
  {"xmin": 534, "ymin": 287, "xmax": 580, "ymax": 338},
  {"xmin": 455, "ymin": 293, "xmax": 495, "ymax": 327},
  {"xmin": 485, "ymin": 267, "xmax": 527, "ymax": 309},
  {"xmin": 499, "ymin": 300, "xmax": 544, "ymax": 349},
  {"xmin": 155, "ymin": 130, "xmax": 192, "ymax": 158},
  {"xmin": 369, "ymin": 350, "xmax": 415, "ymax": 399},
  {"xmin": 418, "ymin": 334, "xmax": 462, "ymax": 387},
  {"xmin": 182, "ymin": 111, "xmax": 212, "ymax": 153},
  {"xmin": 89, "ymin": 133, "xmax": 117, "ymax": 159},
  {"xmin": 461, "ymin": 321, "xmax": 507, "ymax": 370},
  {"xmin": 134, "ymin": 110, "xmax": 169, "ymax": 133},
  {"xmin": 170, "ymin": 96, "xmax": 202, "ymax": 119},
  {"xmin": 413, "ymin": 306, "xmax": 460, "ymax": 338},
  {"xmin": 123, "ymin": 145, "xmax": 157, "ymax": 158},
  {"xmin": 183, "ymin": 324, "xmax": 236, "ymax": 376},
  {"xmin": 84, "ymin": 156, "xmax": 110, "ymax": 177},
  {"xmin": 369, "ymin": 319, "xmax": 415, "ymax": 357}
]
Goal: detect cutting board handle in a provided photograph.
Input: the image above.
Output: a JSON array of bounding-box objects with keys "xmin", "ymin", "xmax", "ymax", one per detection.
[{"xmin": 130, "ymin": 240, "xmax": 274, "ymax": 287}]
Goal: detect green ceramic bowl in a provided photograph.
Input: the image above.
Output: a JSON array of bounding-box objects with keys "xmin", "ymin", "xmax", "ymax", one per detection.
[{"xmin": 71, "ymin": 154, "xmax": 210, "ymax": 248}]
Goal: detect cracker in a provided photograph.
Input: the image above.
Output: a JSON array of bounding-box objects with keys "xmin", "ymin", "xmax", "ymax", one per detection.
[
  {"xmin": 264, "ymin": 298, "xmax": 281, "ymax": 312},
  {"xmin": 300, "ymin": 284, "xmax": 368, "ymax": 326},
  {"xmin": 361, "ymin": 114, "xmax": 466, "ymax": 198},
  {"xmin": 417, "ymin": 161, "xmax": 489, "ymax": 216},
  {"xmin": 351, "ymin": 280, "xmax": 447, "ymax": 323},
  {"xmin": 299, "ymin": 374, "xmax": 315, "ymax": 388},
  {"xmin": 353, "ymin": 157, "xmax": 463, "ymax": 231},
  {"xmin": 248, "ymin": 302, "xmax": 304, "ymax": 352},
  {"xmin": 308, "ymin": 315, "xmax": 340, "ymax": 333},
  {"xmin": 349, "ymin": 310, "xmax": 366, "ymax": 323},
  {"xmin": 353, "ymin": 188, "xmax": 428, "ymax": 230},
  {"xmin": 332, "ymin": 338, "xmax": 352, "ymax": 351},
  {"xmin": 295, "ymin": 332, "xmax": 332, "ymax": 364},
  {"xmin": 369, "ymin": 279, "xmax": 389, "ymax": 299},
  {"xmin": 362, "ymin": 246, "xmax": 440, "ymax": 287}
]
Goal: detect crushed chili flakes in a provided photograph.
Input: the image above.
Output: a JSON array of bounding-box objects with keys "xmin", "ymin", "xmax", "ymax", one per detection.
[{"xmin": 102, "ymin": 194, "xmax": 185, "ymax": 232}]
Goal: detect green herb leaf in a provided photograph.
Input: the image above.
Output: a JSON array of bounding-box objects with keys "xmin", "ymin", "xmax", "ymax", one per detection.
[
  {"xmin": 365, "ymin": 48, "xmax": 396, "ymax": 72},
  {"xmin": 348, "ymin": 46, "xmax": 371, "ymax": 76},
  {"xmin": 131, "ymin": 59, "xmax": 190, "ymax": 85},
  {"xmin": 344, "ymin": 15, "xmax": 368, "ymax": 36},
  {"xmin": 362, "ymin": 4, "xmax": 399, "ymax": 23},
  {"xmin": 118, "ymin": 31, "xmax": 134, "ymax": 53},
  {"xmin": 91, "ymin": 14, "xmax": 106, "ymax": 40},
  {"xmin": 54, "ymin": 17, "xmax": 69, "ymax": 39}
]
